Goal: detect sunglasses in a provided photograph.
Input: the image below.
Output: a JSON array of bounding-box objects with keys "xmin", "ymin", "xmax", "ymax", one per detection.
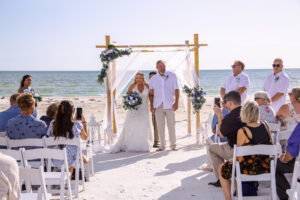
[
  {"xmin": 231, "ymin": 65, "xmax": 240, "ymax": 68},
  {"xmin": 288, "ymin": 92, "xmax": 292, "ymax": 96},
  {"xmin": 254, "ymin": 97, "xmax": 263, "ymax": 101},
  {"xmin": 223, "ymin": 99, "xmax": 228, "ymax": 104},
  {"xmin": 272, "ymin": 64, "xmax": 281, "ymax": 68}
]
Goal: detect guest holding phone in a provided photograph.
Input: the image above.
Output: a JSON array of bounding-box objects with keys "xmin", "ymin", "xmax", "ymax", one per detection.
[
  {"xmin": 47, "ymin": 101, "xmax": 89, "ymax": 175},
  {"xmin": 202, "ymin": 97, "xmax": 229, "ymax": 172}
]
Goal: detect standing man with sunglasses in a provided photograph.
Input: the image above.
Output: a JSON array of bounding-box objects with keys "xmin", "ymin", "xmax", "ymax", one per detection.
[
  {"xmin": 220, "ymin": 60, "xmax": 250, "ymax": 104},
  {"xmin": 263, "ymin": 58, "xmax": 290, "ymax": 112}
]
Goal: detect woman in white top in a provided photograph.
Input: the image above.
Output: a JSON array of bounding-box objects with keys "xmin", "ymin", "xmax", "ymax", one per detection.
[
  {"xmin": 111, "ymin": 72, "xmax": 153, "ymax": 153},
  {"xmin": 254, "ymin": 91, "xmax": 276, "ymax": 123}
]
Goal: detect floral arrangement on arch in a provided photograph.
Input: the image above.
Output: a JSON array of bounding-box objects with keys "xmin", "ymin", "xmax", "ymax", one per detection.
[
  {"xmin": 98, "ymin": 44, "xmax": 132, "ymax": 85},
  {"xmin": 183, "ymin": 85, "xmax": 206, "ymax": 113}
]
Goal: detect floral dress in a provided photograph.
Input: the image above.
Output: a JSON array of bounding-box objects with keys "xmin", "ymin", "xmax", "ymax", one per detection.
[
  {"xmin": 47, "ymin": 121, "xmax": 83, "ymax": 168},
  {"xmin": 221, "ymin": 123, "xmax": 271, "ymax": 179}
]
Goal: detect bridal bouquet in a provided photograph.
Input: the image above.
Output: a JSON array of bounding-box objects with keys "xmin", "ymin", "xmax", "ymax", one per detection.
[
  {"xmin": 123, "ymin": 91, "xmax": 142, "ymax": 110},
  {"xmin": 183, "ymin": 85, "xmax": 206, "ymax": 113}
]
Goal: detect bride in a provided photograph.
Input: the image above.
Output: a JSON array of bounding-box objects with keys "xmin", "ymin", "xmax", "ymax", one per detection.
[{"xmin": 111, "ymin": 72, "xmax": 153, "ymax": 153}]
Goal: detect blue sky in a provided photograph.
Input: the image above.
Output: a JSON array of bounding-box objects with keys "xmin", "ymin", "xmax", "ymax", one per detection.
[{"xmin": 0, "ymin": 0, "xmax": 300, "ymax": 70}]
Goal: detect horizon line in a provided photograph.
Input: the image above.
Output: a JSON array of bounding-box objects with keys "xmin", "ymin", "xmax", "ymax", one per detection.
[{"xmin": 0, "ymin": 67, "xmax": 299, "ymax": 72}]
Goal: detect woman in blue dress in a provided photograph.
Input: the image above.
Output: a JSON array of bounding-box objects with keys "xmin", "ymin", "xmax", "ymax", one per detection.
[{"xmin": 18, "ymin": 75, "xmax": 37, "ymax": 117}]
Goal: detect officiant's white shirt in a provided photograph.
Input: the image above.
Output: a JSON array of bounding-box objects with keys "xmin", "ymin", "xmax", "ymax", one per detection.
[
  {"xmin": 262, "ymin": 71, "xmax": 289, "ymax": 112},
  {"xmin": 149, "ymin": 71, "xmax": 179, "ymax": 109},
  {"xmin": 221, "ymin": 71, "xmax": 250, "ymax": 104}
]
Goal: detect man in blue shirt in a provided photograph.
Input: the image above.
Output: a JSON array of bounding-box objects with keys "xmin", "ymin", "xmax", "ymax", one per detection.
[
  {"xmin": 0, "ymin": 94, "xmax": 21, "ymax": 132},
  {"xmin": 276, "ymin": 122, "xmax": 300, "ymax": 199},
  {"xmin": 6, "ymin": 93, "xmax": 47, "ymax": 149}
]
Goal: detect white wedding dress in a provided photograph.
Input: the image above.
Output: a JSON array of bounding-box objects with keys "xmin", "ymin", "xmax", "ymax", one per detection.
[{"xmin": 111, "ymin": 85, "xmax": 153, "ymax": 153}]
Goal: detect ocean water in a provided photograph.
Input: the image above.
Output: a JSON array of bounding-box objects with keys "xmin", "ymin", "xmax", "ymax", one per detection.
[{"xmin": 0, "ymin": 69, "xmax": 299, "ymax": 97}]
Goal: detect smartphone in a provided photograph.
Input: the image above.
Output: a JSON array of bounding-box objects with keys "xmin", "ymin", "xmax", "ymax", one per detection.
[
  {"xmin": 76, "ymin": 107, "xmax": 83, "ymax": 120},
  {"xmin": 214, "ymin": 97, "xmax": 221, "ymax": 108}
]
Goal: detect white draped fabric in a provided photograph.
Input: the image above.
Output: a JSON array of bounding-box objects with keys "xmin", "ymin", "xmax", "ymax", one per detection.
[{"xmin": 103, "ymin": 47, "xmax": 200, "ymax": 138}]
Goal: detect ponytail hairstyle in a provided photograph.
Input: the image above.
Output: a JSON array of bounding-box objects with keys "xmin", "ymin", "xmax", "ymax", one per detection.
[
  {"xmin": 20, "ymin": 75, "xmax": 32, "ymax": 88},
  {"xmin": 53, "ymin": 100, "xmax": 75, "ymax": 139}
]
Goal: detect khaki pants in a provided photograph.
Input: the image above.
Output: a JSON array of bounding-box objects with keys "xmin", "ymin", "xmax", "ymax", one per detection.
[
  {"xmin": 155, "ymin": 105, "xmax": 176, "ymax": 150},
  {"xmin": 207, "ymin": 143, "xmax": 233, "ymax": 179},
  {"xmin": 152, "ymin": 114, "xmax": 159, "ymax": 145}
]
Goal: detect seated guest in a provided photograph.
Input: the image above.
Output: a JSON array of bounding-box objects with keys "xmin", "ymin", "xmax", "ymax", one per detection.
[
  {"xmin": 211, "ymin": 108, "xmax": 230, "ymax": 142},
  {"xmin": 47, "ymin": 100, "xmax": 88, "ymax": 174},
  {"xmin": 0, "ymin": 152, "xmax": 20, "ymax": 200},
  {"xmin": 276, "ymin": 122, "xmax": 300, "ymax": 200},
  {"xmin": 207, "ymin": 91, "xmax": 245, "ymax": 187},
  {"xmin": 219, "ymin": 101, "xmax": 272, "ymax": 200},
  {"xmin": 40, "ymin": 102, "xmax": 59, "ymax": 127},
  {"xmin": 201, "ymin": 106, "xmax": 229, "ymax": 172},
  {"xmin": 254, "ymin": 91, "xmax": 276, "ymax": 123},
  {"xmin": 277, "ymin": 87, "xmax": 300, "ymax": 127},
  {"xmin": 0, "ymin": 94, "xmax": 21, "ymax": 132},
  {"xmin": 6, "ymin": 93, "xmax": 47, "ymax": 146}
]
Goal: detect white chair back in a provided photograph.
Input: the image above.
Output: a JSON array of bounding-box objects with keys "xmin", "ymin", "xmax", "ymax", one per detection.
[
  {"xmin": 276, "ymin": 129, "xmax": 293, "ymax": 143},
  {"xmin": 231, "ymin": 144, "xmax": 281, "ymax": 200},
  {"xmin": 8, "ymin": 138, "xmax": 45, "ymax": 149},
  {"xmin": 268, "ymin": 123, "xmax": 280, "ymax": 133},
  {"xmin": 0, "ymin": 131, "xmax": 6, "ymax": 137},
  {"xmin": 44, "ymin": 137, "xmax": 84, "ymax": 198},
  {"xmin": 0, "ymin": 148, "xmax": 24, "ymax": 167},
  {"xmin": 19, "ymin": 166, "xmax": 50, "ymax": 200},
  {"xmin": 0, "ymin": 136, "xmax": 8, "ymax": 147}
]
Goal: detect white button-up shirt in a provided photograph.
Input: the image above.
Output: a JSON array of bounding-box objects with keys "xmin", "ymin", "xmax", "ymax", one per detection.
[
  {"xmin": 149, "ymin": 71, "xmax": 179, "ymax": 109},
  {"xmin": 221, "ymin": 71, "xmax": 250, "ymax": 104},
  {"xmin": 263, "ymin": 71, "xmax": 289, "ymax": 112}
]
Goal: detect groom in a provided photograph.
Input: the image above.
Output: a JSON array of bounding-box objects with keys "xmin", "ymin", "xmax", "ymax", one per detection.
[{"xmin": 149, "ymin": 60, "xmax": 179, "ymax": 151}]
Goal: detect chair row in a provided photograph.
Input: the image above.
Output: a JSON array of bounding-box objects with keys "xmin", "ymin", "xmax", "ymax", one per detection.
[
  {"xmin": 0, "ymin": 136, "xmax": 87, "ymax": 199},
  {"xmin": 1, "ymin": 147, "xmax": 71, "ymax": 200}
]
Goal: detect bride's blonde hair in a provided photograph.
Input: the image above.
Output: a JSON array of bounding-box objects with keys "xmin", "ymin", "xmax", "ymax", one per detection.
[{"xmin": 133, "ymin": 72, "xmax": 147, "ymax": 84}]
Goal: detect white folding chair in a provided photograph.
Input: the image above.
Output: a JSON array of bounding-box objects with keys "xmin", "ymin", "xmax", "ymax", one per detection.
[
  {"xmin": 44, "ymin": 137, "xmax": 85, "ymax": 198},
  {"xmin": 0, "ymin": 136, "xmax": 8, "ymax": 148},
  {"xmin": 19, "ymin": 166, "xmax": 51, "ymax": 200},
  {"xmin": 22, "ymin": 148, "xmax": 72, "ymax": 200},
  {"xmin": 230, "ymin": 144, "xmax": 281, "ymax": 200},
  {"xmin": 8, "ymin": 137, "xmax": 45, "ymax": 149},
  {"xmin": 268, "ymin": 122, "xmax": 280, "ymax": 144},
  {"xmin": 81, "ymin": 140, "xmax": 95, "ymax": 178},
  {"xmin": 276, "ymin": 129, "xmax": 293, "ymax": 144},
  {"xmin": 0, "ymin": 148, "xmax": 25, "ymax": 167},
  {"xmin": 0, "ymin": 131, "xmax": 6, "ymax": 137}
]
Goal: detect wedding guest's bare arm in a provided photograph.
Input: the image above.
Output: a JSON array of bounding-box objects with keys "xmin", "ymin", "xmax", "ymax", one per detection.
[
  {"xmin": 271, "ymin": 92, "xmax": 284, "ymax": 102},
  {"xmin": 220, "ymin": 88, "xmax": 225, "ymax": 99},
  {"xmin": 127, "ymin": 83, "xmax": 136, "ymax": 95},
  {"xmin": 236, "ymin": 87, "xmax": 246, "ymax": 95},
  {"xmin": 149, "ymin": 89, "xmax": 154, "ymax": 113},
  {"xmin": 172, "ymin": 89, "xmax": 179, "ymax": 111}
]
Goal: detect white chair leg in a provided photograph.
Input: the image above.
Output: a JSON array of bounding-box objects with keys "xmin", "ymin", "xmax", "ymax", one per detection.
[
  {"xmin": 236, "ymin": 164, "xmax": 243, "ymax": 200},
  {"xmin": 271, "ymin": 161, "xmax": 277, "ymax": 200}
]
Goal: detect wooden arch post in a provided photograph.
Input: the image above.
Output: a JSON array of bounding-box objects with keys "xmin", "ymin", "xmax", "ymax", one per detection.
[
  {"xmin": 185, "ymin": 40, "xmax": 192, "ymax": 136},
  {"xmin": 104, "ymin": 35, "xmax": 114, "ymax": 143},
  {"xmin": 194, "ymin": 34, "xmax": 201, "ymax": 141}
]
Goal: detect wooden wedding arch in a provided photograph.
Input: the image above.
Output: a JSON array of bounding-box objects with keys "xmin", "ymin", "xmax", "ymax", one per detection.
[{"xmin": 96, "ymin": 34, "xmax": 207, "ymax": 141}]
